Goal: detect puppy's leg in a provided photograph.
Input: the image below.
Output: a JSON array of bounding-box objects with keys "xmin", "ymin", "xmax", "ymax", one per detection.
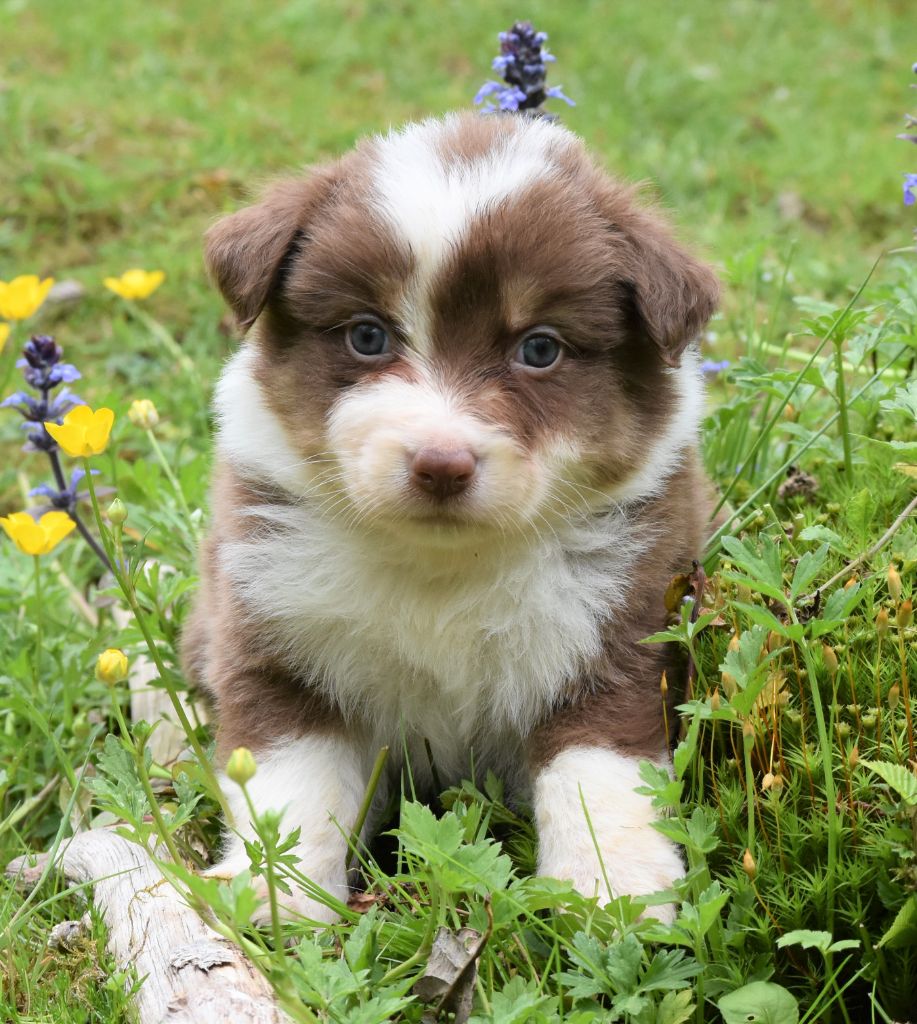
[
  {"xmin": 215, "ymin": 730, "xmax": 369, "ymax": 924},
  {"xmin": 532, "ymin": 743, "xmax": 682, "ymax": 923}
]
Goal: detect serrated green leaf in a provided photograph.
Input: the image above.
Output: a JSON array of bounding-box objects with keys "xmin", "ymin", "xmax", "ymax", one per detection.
[
  {"xmin": 657, "ymin": 989, "xmax": 695, "ymax": 1024},
  {"xmin": 860, "ymin": 760, "xmax": 917, "ymax": 805},
  {"xmin": 878, "ymin": 894, "xmax": 917, "ymax": 950},
  {"xmin": 845, "ymin": 488, "xmax": 876, "ymax": 546},
  {"xmin": 790, "ymin": 543, "xmax": 829, "ymax": 601}
]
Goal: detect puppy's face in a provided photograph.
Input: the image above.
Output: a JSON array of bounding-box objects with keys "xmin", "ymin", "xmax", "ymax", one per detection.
[{"xmin": 208, "ymin": 114, "xmax": 718, "ymax": 542}]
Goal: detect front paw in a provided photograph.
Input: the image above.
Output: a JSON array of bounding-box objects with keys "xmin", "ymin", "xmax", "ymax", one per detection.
[{"xmin": 533, "ymin": 746, "xmax": 684, "ymax": 923}]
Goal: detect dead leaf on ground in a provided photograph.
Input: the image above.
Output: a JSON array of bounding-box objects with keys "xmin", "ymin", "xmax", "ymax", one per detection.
[{"xmin": 413, "ymin": 925, "xmax": 486, "ymax": 1024}]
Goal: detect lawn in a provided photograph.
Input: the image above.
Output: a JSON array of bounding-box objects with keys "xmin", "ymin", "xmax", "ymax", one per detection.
[{"xmin": 1, "ymin": 0, "xmax": 916, "ymax": 1021}]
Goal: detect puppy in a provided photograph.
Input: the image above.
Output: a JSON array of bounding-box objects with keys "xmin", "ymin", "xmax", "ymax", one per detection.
[{"xmin": 183, "ymin": 111, "xmax": 719, "ymax": 924}]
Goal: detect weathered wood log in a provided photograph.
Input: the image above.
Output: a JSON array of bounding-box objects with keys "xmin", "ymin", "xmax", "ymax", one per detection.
[{"xmin": 7, "ymin": 831, "xmax": 287, "ymax": 1024}]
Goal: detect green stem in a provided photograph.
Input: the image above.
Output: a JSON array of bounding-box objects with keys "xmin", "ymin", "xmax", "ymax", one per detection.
[
  {"xmin": 742, "ymin": 723, "xmax": 755, "ymax": 855},
  {"xmin": 82, "ymin": 460, "xmax": 232, "ymax": 824},
  {"xmin": 32, "ymin": 556, "xmax": 42, "ymax": 694},
  {"xmin": 791, "ymin": 619, "xmax": 839, "ymax": 1022},
  {"xmin": 145, "ymin": 428, "xmax": 198, "ymax": 535},
  {"xmin": 238, "ymin": 783, "xmax": 285, "ymax": 952},
  {"xmin": 346, "ymin": 745, "xmax": 389, "ymax": 869},
  {"xmin": 833, "ymin": 338, "xmax": 853, "ymax": 478},
  {"xmin": 109, "ymin": 690, "xmax": 183, "ymax": 866}
]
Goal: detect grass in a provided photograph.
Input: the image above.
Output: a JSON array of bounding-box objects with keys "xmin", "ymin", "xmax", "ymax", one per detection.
[{"xmin": 1, "ymin": 0, "xmax": 917, "ymax": 1020}]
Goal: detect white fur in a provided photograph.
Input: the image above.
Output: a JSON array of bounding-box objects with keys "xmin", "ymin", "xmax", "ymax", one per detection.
[
  {"xmin": 611, "ymin": 347, "xmax": 705, "ymax": 501},
  {"xmin": 534, "ymin": 746, "xmax": 683, "ymax": 922},
  {"xmin": 220, "ymin": 495, "xmax": 648, "ymax": 786},
  {"xmin": 215, "ymin": 733, "xmax": 368, "ymax": 924},
  {"xmin": 370, "ymin": 115, "xmax": 575, "ymax": 352},
  {"xmin": 215, "ymin": 343, "xmax": 308, "ymax": 495}
]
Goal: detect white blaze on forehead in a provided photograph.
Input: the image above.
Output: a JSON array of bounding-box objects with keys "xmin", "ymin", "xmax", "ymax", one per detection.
[{"xmin": 369, "ymin": 114, "xmax": 574, "ymax": 350}]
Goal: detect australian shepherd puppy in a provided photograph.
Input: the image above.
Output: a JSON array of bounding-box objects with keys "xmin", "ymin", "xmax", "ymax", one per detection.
[{"xmin": 182, "ymin": 111, "xmax": 719, "ymax": 924}]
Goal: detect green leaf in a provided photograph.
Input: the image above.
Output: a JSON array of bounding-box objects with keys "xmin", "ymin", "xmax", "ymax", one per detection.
[
  {"xmin": 859, "ymin": 760, "xmax": 917, "ymax": 805},
  {"xmin": 721, "ymin": 535, "xmax": 786, "ymax": 596},
  {"xmin": 790, "ymin": 543, "xmax": 829, "ymax": 601},
  {"xmin": 845, "ymin": 488, "xmax": 876, "ymax": 546},
  {"xmin": 776, "ymin": 929, "xmax": 832, "ymax": 953},
  {"xmin": 878, "ymin": 894, "xmax": 917, "ymax": 950},
  {"xmin": 808, "ymin": 583, "xmax": 863, "ymax": 637},
  {"xmin": 657, "ymin": 989, "xmax": 695, "ymax": 1024},
  {"xmin": 718, "ymin": 982, "xmax": 799, "ymax": 1024},
  {"xmin": 797, "ymin": 524, "xmax": 848, "ymax": 554}
]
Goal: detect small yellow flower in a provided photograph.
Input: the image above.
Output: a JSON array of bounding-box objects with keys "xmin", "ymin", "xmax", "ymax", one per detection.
[
  {"xmin": 0, "ymin": 275, "xmax": 55, "ymax": 321},
  {"xmin": 0, "ymin": 510, "xmax": 75, "ymax": 556},
  {"xmin": 0, "ymin": 323, "xmax": 9, "ymax": 353},
  {"xmin": 103, "ymin": 269, "xmax": 165, "ymax": 300},
  {"xmin": 128, "ymin": 398, "xmax": 160, "ymax": 429},
  {"xmin": 95, "ymin": 648, "xmax": 129, "ymax": 686},
  {"xmin": 44, "ymin": 405, "xmax": 114, "ymax": 457},
  {"xmin": 226, "ymin": 747, "xmax": 257, "ymax": 786}
]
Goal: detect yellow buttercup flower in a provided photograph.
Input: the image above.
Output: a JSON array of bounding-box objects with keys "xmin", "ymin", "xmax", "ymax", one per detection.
[
  {"xmin": 0, "ymin": 323, "xmax": 9, "ymax": 353},
  {"xmin": 1, "ymin": 510, "xmax": 75, "ymax": 556},
  {"xmin": 44, "ymin": 405, "xmax": 115, "ymax": 458},
  {"xmin": 95, "ymin": 648, "xmax": 129, "ymax": 686},
  {"xmin": 103, "ymin": 269, "xmax": 165, "ymax": 300},
  {"xmin": 0, "ymin": 275, "xmax": 55, "ymax": 321},
  {"xmin": 128, "ymin": 398, "xmax": 159, "ymax": 429}
]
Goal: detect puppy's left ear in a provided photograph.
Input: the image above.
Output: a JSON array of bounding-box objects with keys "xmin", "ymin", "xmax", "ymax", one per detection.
[{"xmin": 612, "ymin": 197, "xmax": 720, "ymax": 367}]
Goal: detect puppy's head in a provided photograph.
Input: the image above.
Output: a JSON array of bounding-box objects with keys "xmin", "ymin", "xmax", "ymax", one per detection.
[{"xmin": 209, "ymin": 113, "xmax": 718, "ymax": 543}]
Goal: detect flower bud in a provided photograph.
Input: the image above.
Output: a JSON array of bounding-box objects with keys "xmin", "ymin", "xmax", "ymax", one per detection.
[
  {"xmin": 822, "ymin": 645, "xmax": 838, "ymax": 677},
  {"xmin": 742, "ymin": 718, "xmax": 755, "ymax": 747},
  {"xmin": 128, "ymin": 398, "xmax": 160, "ymax": 430},
  {"xmin": 876, "ymin": 608, "xmax": 889, "ymax": 639},
  {"xmin": 888, "ymin": 684, "xmax": 900, "ymax": 711},
  {"xmin": 95, "ymin": 648, "xmax": 128, "ymax": 686},
  {"xmin": 836, "ymin": 722, "xmax": 851, "ymax": 739},
  {"xmin": 742, "ymin": 848, "xmax": 757, "ymax": 880},
  {"xmin": 660, "ymin": 671, "xmax": 668, "ymax": 697},
  {"xmin": 762, "ymin": 771, "xmax": 775, "ymax": 792},
  {"xmin": 888, "ymin": 565, "xmax": 902, "ymax": 603},
  {"xmin": 711, "ymin": 688, "xmax": 721, "ymax": 712},
  {"xmin": 897, "ymin": 599, "xmax": 913, "ymax": 629},
  {"xmin": 848, "ymin": 746, "xmax": 859, "ymax": 769},
  {"xmin": 771, "ymin": 773, "xmax": 785, "ymax": 790},
  {"xmin": 107, "ymin": 498, "xmax": 128, "ymax": 525},
  {"xmin": 226, "ymin": 746, "xmax": 257, "ymax": 786}
]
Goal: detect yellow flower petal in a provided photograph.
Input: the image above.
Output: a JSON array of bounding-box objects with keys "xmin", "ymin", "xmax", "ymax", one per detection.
[
  {"xmin": 0, "ymin": 275, "xmax": 55, "ymax": 320},
  {"xmin": 103, "ymin": 269, "xmax": 165, "ymax": 301},
  {"xmin": 0, "ymin": 323, "xmax": 9, "ymax": 353},
  {"xmin": 44, "ymin": 404, "xmax": 114, "ymax": 458},
  {"xmin": 87, "ymin": 408, "xmax": 114, "ymax": 453},
  {"xmin": 0, "ymin": 510, "xmax": 74, "ymax": 555},
  {"xmin": 37, "ymin": 511, "xmax": 76, "ymax": 553}
]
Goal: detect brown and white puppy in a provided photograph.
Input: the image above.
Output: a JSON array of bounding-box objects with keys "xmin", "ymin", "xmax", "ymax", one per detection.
[{"xmin": 183, "ymin": 111, "xmax": 719, "ymax": 924}]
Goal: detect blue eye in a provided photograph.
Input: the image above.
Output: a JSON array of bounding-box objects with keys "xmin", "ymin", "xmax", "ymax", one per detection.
[
  {"xmin": 517, "ymin": 334, "xmax": 562, "ymax": 370},
  {"xmin": 347, "ymin": 321, "xmax": 390, "ymax": 358}
]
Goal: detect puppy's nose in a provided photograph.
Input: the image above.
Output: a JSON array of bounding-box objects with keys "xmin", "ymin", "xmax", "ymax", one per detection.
[{"xmin": 410, "ymin": 447, "xmax": 477, "ymax": 499}]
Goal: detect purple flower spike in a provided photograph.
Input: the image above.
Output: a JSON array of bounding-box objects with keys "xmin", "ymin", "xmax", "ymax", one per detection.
[
  {"xmin": 474, "ymin": 20, "xmax": 575, "ymax": 117},
  {"xmin": 904, "ymin": 173, "xmax": 917, "ymax": 206}
]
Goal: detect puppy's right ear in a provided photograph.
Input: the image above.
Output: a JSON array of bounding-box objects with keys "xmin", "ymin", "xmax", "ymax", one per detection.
[{"xmin": 204, "ymin": 169, "xmax": 336, "ymax": 331}]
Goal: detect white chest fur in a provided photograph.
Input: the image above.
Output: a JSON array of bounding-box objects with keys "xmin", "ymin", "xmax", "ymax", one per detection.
[{"xmin": 220, "ymin": 501, "xmax": 646, "ymax": 763}]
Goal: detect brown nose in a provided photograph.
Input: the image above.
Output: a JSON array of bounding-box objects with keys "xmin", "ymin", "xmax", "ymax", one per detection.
[{"xmin": 410, "ymin": 447, "xmax": 477, "ymax": 499}]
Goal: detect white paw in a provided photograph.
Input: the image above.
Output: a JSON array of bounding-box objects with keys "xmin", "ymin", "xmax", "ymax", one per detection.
[{"xmin": 533, "ymin": 746, "xmax": 684, "ymax": 922}]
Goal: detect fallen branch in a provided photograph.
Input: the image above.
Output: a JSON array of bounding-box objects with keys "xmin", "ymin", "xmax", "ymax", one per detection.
[{"xmin": 7, "ymin": 830, "xmax": 287, "ymax": 1024}]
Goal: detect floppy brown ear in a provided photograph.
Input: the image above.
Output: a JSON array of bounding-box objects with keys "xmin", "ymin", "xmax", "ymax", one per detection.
[
  {"xmin": 204, "ymin": 169, "xmax": 337, "ymax": 330},
  {"xmin": 608, "ymin": 194, "xmax": 720, "ymax": 367}
]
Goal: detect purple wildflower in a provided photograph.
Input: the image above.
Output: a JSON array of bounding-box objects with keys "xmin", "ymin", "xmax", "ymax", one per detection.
[
  {"xmin": 474, "ymin": 21, "xmax": 575, "ymax": 116},
  {"xmin": 904, "ymin": 173, "xmax": 917, "ymax": 206},
  {"xmin": 701, "ymin": 359, "xmax": 731, "ymax": 376}
]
